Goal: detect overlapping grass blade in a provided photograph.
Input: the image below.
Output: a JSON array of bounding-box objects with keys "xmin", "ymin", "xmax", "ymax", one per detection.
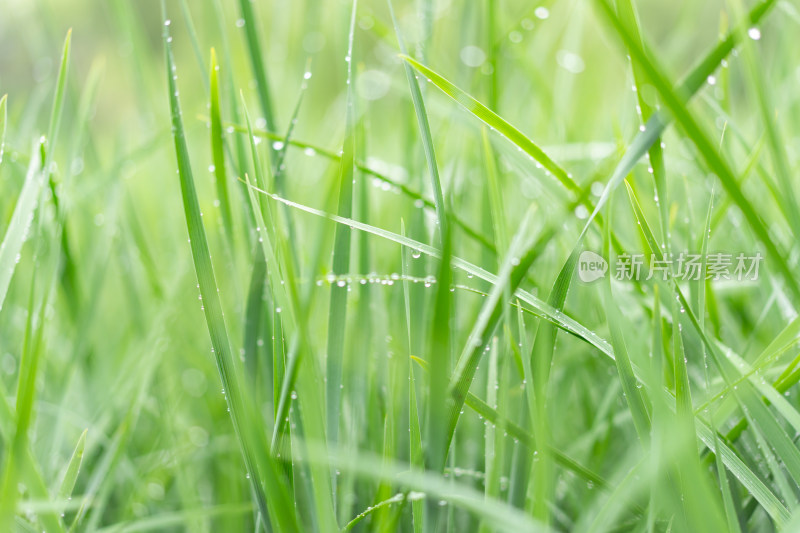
[
  {"xmin": 0, "ymin": 144, "xmax": 45, "ymax": 312},
  {"xmin": 593, "ymin": 0, "xmax": 800, "ymax": 301},
  {"xmin": 162, "ymin": 14, "xmax": 297, "ymax": 531},
  {"xmin": 388, "ymin": 0, "xmax": 448, "ymax": 242},
  {"xmin": 400, "ymin": 55, "xmax": 578, "ymax": 195}
]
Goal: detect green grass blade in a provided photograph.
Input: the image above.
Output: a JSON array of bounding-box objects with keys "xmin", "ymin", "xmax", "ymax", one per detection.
[
  {"xmin": 236, "ymin": 0, "xmax": 276, "ymax": 135},
  {"xmin": 208, "ymin": 48, "xmax": 235, "ymax": 247},
  {"xmin": 57, "ymin": 429, "xmax": 87, "ymax": 501},
  {"xmin": 594, "ymin": 0, "xmax": 800, "ymax": 301},
  {"xmin": 400, "ymin": 54, "xmax": 578, "ymax": 196},
  {"xmin": 0, "ymin": 144, "xmax": 45, "ymax": 312},
  {"xmin": 602, "ymin": 205, "xmax": 650, "ymax": 443},
  {"xmin": 425, "ymin": 216, "xmax": 452, "ymax": 475},
  {"xmin": 388, "ymin": 0, "xmax": 448, "ymax": 242},
  {"xmin": 326, "ymin": 0, "xmax": 358, "ymax": 452},
  {"xmin": 162, "ymin": 13, "xmax": 297, "ymax": 532},
  {"xmin": 45, "ymin": 28, "xmax": 71, "ymax": 169}
]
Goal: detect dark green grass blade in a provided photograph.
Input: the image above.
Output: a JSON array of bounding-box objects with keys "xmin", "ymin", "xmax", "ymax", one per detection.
[{"xmin": 162, "ymin": 14, "xmax": 297, "ymax": 532}]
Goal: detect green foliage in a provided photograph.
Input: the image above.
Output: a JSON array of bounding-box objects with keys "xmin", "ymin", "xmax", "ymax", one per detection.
[{"xmin": 1, "ymin": 0, "xmax": 800, "ymax": 531}]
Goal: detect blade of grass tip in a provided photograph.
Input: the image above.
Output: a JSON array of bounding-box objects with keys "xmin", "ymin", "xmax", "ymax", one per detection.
[
  {"xmin": 209, "ymin": 49, "xmax": 235, "ymax": 247},
  {"xmin": 594, "ymin": 0, "xmax": 800, "ymax": 301},
  {"xmin": 44, "ymin": 29, "xmax": 82, "ymax": 316},
  {"xmin": 567, "ymin": 0, "xmax": 779, "ymax": 241},
  {"xmin": 240, "ymin": 100, "xmax": 295, "ymax": 325},
  {"xmin": 343, "ymin": 493, "xmax": 424, "ymax": 532},
  {"xmin": 0, "ymin": 143, "xmax": 45, "ymax": 312},
  {"xmin": 326, "ymin": 0, "xmax": 358, "ymax": 457},
  {"xmin": 387, "ymin": 0, "xmax": 448, "ymax": 243},
  {"xmin": 57, "ymin": 429, "xmax": 87, "ymax": 502},
  {"xmin": 162, "ymin": 14, "xmax": 297, "ymax": 532},
  {"xmin": 602, "ymin": 204, "xmax": 650, "ymax": 444}
]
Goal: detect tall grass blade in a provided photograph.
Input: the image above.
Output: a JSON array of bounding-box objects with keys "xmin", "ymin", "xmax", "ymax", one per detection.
[{"xmin": 162, "ymin": 13, "xmax": 297, "ymax": 531}]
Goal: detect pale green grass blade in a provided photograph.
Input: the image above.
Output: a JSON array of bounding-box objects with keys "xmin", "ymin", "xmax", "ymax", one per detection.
[
  {"xmin": 57, "ymin": 429, "xmax": 87, "ymax": 501},
  {"xmin": 343, "ymin": 492, "xmax": 423, "ymax": 532},
  {"xmin": 247, "ymin": 184, "xmax": 612, "ymax": 359},
  {"xmin": 602, "ymin": 205, "xmax": 650, "ymax": 443}
]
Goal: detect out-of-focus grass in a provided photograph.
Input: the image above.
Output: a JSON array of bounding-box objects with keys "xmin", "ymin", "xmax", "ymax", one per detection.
[{"xmin": 2, "ymin": 0, "xmax": 800, "ymax": 531}]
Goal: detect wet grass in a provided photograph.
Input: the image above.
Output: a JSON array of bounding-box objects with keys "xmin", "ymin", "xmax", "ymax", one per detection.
[{"xmin": 2, "ymin": 0, "xmax": 800, "ymax": 531}]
